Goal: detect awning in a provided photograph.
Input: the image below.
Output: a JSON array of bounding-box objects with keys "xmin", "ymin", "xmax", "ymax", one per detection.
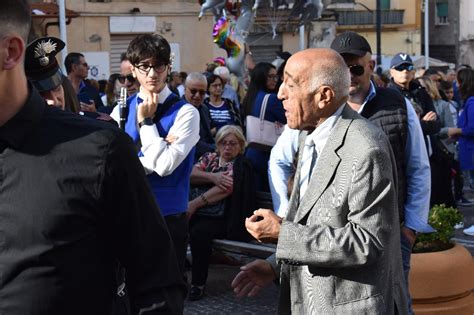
[
  {"xmin": 31, "ymin": 3, "xmax": 79, "ymax": 19},
  {"xmin": 412, "ymin": 56, "xmax": 455, "ymax": 69}
]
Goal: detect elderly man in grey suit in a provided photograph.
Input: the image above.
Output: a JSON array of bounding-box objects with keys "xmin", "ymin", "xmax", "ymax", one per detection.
[{"xmin": 232, "ymin": 48, "xmax": 407, "ymax": 314}]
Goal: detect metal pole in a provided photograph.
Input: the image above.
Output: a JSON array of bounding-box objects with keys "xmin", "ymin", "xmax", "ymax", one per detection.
[
  {"xmin": 376, "ymin": 0, "xmax": 382, "ymax": 75},
  {"xmin": 58, "ymin": 0, "xmax": 68, "ymax": 71},
  {"xmin": 424, "ymin": 0, "xmax": 429, "ymax": 69},
  {"xmin": 299, "ymin": 24, "xmax": 305, "ymax": 51}
]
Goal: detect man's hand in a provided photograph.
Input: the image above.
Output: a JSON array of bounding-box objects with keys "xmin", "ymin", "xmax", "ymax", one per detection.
[
  {"xmin": 401, "ymin": 226, "xmax": 417, "ymax": 247},
  {"xmin": 80, "ymin": 101, "xmax": 96, "ymax": 113},
  {"xmin": 422, "ymin": 111, "xmax": 437, "ymax": 121},
  {"xmin": 231, "ymin": 259, "xmax": 276, "ymax": 298},
  {"xmin": 245, "ymin": 209, "xmax": 282, "ymax": 243},
  {"xmin": 165, "ymin": 134, "xmax": 178, "ymax": 144},
  {"xmin": 137, "ymin": 93, "xmax": 158, "ymax": 123},
  {"xmin": 212, "ymin": 171, "xmax": 233, "ymax": 192}
]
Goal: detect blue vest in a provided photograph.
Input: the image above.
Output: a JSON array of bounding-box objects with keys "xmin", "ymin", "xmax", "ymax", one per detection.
[{"xmin": 125, "ymin": 93, "xmax": 195, "ymax": 216}]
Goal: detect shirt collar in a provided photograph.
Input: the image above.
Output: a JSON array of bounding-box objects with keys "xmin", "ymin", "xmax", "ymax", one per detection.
[
  {"xmin": 137, "ymin": 85, "xmax": 172, "ymax": 105},
  {"xmin": 0, "ymin": 83, "xmax": 46, "ymax": 149},
  {"xmin": 307, "ymin": 103, "xmax": 345, "ymax": 157},
  {"xmin": 357, "ymin": 81, "xmax": 377, "ymax": 114}
]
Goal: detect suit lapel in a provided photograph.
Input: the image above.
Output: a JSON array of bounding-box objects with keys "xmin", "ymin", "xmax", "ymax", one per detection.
[
  {"xmin": 285, "ymin": 130, "xmax": 307, "ymax": 222},
  {"xmin": 293, "ymin": 104, "xmax": 355, "ymax": 223}
]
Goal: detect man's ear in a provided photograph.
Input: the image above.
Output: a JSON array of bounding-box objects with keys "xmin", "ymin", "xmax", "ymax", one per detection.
[
  {"xmin": 2, "ymin": 36, "xmax": 25, "ymax": 71},
  {"xmin": 368, "ymin": 59, "xmax": 375, "ymax": 72},
  {"xmin": 316, "ymin": 86, "xmax": 335, "ymax": 109}
]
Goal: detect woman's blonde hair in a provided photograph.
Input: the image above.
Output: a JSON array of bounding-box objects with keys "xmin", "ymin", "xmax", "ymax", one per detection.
[
  {"xmin": 418, "ymin": 76, "xmax": 442, "ymax": 100},
  {"xmin": 215, "ymin": 125, "xmax": 246, "ymax": 155}
]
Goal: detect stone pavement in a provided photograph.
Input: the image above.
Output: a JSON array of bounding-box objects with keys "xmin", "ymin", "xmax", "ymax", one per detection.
[{"xmin": 184, "ymin": 264, "xmax": 278, "ymax": 314}]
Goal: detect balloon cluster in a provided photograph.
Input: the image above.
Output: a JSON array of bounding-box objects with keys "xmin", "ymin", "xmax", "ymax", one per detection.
[{"xmin": 199, "ymin": 0, "xmax": 255, "ymax": 79}]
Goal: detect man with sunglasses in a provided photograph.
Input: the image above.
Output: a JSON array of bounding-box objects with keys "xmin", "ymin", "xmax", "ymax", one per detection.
[
  {"xmin": 388, "ymin": 53, "xmax": 441, "ymax": 141},
  {"xmin": 119, "ymin": 52, "xmax": 140, "ymax": 97},
  {"xmin": 111, "ymin": 33, "xmax": 200, "ymax": 281},
  {"xmin": 183, "ymin": 72, "xmax": 216, "ymax": 161},
  {"xmin": 330, "ymin": 34, "xmax": 433, "ymax": 261},
  {"xmin": 65, "ymin": 52, "xmax": 105, "ymax": 112}
]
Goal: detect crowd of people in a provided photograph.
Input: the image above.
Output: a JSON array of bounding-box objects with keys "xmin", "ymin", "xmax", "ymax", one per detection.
[{"xmin": 2, "ymin": 0, "xmax": 474, "ymax": 314}]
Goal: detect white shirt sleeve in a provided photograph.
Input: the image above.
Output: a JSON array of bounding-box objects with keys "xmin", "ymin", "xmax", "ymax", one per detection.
[
  {"xmin": 268, "ymin": 126, "xmax": 299, "ymax": 217},
  {"xmin": 110, "ymin": 105, "xmax": 120, "ymax": 123},
  {"xmin": 404, "ymin": 99, "xmax": 434, "ymax": 233},
  {"xmin": 139, "ymin": 104, "xmax": 200, "ymax": 177}
]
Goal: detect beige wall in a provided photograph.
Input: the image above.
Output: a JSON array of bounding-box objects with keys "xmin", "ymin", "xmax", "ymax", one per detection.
[{"xmin": 361, "ymin": 30, "xmax": 421, "ymax": 56}]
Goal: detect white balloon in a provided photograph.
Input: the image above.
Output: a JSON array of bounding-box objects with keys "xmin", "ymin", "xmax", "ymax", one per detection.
[{"xmin": 198, "ymin": 0, "xmax": 227, "ymax": 21}]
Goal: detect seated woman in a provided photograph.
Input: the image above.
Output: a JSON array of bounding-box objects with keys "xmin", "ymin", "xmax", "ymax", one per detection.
[{"xmin": 187, "ymin": 125, "xmax": 255, "ymax": 301}]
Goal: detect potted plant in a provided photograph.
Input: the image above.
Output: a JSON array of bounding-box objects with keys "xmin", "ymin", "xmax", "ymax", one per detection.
[{"xmin": 409, "ymin": 204, "xmax": 474, "ymax": 314}]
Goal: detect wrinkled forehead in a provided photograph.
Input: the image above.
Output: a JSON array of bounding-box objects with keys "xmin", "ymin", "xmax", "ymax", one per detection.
[{"xmin": 186, "ymin": 80, "xmax": 206, "ymax": 90}]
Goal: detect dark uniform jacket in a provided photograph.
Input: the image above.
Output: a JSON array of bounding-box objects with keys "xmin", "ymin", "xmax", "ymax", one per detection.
[{"xmin": 0, "ymin": 86, "xmax": 186, "ymax": 315}]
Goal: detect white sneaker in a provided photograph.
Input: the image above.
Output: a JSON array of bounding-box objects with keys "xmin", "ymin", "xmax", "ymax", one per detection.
[{"xmin": 463, "ymin": 225, "xmax": 474, "ymax": 236}]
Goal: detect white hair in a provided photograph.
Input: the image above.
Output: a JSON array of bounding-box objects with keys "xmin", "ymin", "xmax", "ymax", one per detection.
[
  {"xmin": 309, "ymin": 58, "xmax": 350, "ymax": 100},
  {"xmin": 185, "ymin": 72, "xmax": 207, "ymax": 86},
  {"xmin": 213, "ymin": 66, "xmax": 230, "ymax": 82}
]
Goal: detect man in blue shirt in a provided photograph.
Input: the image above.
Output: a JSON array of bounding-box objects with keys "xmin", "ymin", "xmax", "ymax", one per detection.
[{"xmin": 269, "ymin": 31, "xmax": 433, "ymax": 314}]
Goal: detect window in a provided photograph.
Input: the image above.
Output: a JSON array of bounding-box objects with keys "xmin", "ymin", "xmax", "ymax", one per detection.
[
  {"xmin": 381, "ymin": 0, "xmax": 390, "ymax": 10},
  {"xmin": 435, "ymin": 1, "xmax": 449, "ymax": 25}
]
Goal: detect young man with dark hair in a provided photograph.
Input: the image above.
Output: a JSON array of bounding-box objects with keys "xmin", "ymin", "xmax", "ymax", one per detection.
[
  {"xmin": 111, "ymin": 33, "xmax": 200, "ymax": 281},
  {"xmin": 120, "ymin": 52, "xmax": 140, "ymax": 97},
  {"xmin": 0, "ymin": 1, "xmax": 186, "ymax": 313}
]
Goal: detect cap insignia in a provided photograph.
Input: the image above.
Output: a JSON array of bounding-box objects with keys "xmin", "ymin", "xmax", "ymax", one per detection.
[
  {"xmin": 34, "ymin": 39, "xmax": 58, "ymax": 66},
  {"xmin": 340, "ymin": 36, "xmax": 351, "ymax": 48}
]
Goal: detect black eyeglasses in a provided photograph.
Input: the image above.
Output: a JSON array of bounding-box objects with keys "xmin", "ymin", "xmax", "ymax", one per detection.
[
  {"xmin": 117, "ymin": 74, "xmax": 136, "ymax": 84},
  {"xmin": 393, "ymin": 64, "xmax": 414, "ymax": 72},
  {"xmin": 188, "ymin": 88, "xmax": 206, "ymax": 96},
  {"xmin": 134, "ymin": 63, "xmax": 168, "ymax": 75},
  {"xmin": 348, "ymin": 64, "xmax": 365, "ymax": 76}
]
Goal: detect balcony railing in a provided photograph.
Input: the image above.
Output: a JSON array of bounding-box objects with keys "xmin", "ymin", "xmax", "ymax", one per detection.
[{"xmin": 337, "ymin": 10, "xmax": 404, "ymax": 25}]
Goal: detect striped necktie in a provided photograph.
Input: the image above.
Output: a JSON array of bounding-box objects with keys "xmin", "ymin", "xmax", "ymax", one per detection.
[{"xmin": 299, "ymin": 137, "xmax": 316, "ymax": 199}]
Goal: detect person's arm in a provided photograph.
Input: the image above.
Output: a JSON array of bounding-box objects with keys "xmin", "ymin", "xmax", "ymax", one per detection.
[
  {"xmin": 403, "ymin": 100, "xmax": 435, "ymax": 234},
  {"xmin": 102, "ymin": 131, "xmax": 186, "ymax": 314},
  {"xmin": 437, "ymin": 101, "xmax": 456, "ymax": 138},
  {"xmin": 418, "ymin": 89, "xmax": 441, "ymax": 135},
  {"xmin": 460, "ymin": 98, "xmax": 474, "ymax": 137},
  {"xmin": 276, "ymin": 145, "xmax": 395, "ymax": 268},
  {"xmin": 190, "ymin": 166, "xmax": 233, "ymax": 191},
  {"xmin": 139, "ymin": 104, "xmax": 200, "ymax": 176},
  {"xmin": 187, "ymin": 185, "xmax": 232, "ymax": 218},
  {"xmin": 268, "ymin": 126, "xmax": 299, "ymax": 217}
]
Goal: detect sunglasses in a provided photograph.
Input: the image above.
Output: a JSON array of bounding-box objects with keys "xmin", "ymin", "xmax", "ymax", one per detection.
[
  {"xmin": 188, "ymin": 88, "xmax": 206, "ymax": 96},
  {"xmin": 348, "ymin": 64, "xmax": 365, "ymax": 76},
  {"xmin": 118, "ymin": 74, "xmax": 136, "ymax": 84},
  {"xmin": 393, "ymin": 64, "xmax": 414, "ymax": 72}
]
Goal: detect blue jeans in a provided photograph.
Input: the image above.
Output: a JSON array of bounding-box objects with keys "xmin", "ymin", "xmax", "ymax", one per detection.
[{"xmin": 400, "ymin": 232, "xmax": 414, "ymax": 315}]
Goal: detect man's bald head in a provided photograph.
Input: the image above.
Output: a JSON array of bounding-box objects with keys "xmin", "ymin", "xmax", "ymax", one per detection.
[
  {"xmin": 278, "ymin": 48, "xmax": 350, "ymax": 130},
  {"xmin": 288, "ymin": 48, "xmax": 350, "ymax": 101}
]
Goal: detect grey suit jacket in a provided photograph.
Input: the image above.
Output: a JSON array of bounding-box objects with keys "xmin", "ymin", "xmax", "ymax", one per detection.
[{"xmin": 269, "ymin": 105, "xmax": 407, "ymax": 314}]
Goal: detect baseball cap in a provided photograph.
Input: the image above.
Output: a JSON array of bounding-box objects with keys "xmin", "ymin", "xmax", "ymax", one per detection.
[
  {"xmin": 25, "ymin": 37, "xmax": 65, "ymax": 92},
  {"xmin": 330, "ymin": 31, "xmax": 372, "ymax": 56},
  {"xmin": 390, "ymin": 53, "xmax": 413, "ymax": 69}
]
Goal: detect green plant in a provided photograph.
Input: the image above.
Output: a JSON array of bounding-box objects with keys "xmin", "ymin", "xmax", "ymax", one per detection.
[{"xmin": 412, "ymin": 204, "xmax": 464, "ymax": 253}]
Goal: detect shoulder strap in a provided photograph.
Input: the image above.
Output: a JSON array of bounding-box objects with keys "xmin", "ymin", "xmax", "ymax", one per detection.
[{"xmin": 259, "ymin": 94, "xmax": 271, "ymax": 120}]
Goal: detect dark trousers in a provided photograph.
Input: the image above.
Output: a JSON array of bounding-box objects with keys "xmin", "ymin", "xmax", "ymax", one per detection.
[
  {"xmin": 452, "ymin": 159, "xmax": 464, "ymax": 200},
  {"xmin": 164, "ymin": 213, "xmax": 188, "ymax": 277},
  {"xmin": 189, "ymin": 215, "xmax": 226, "ymax": 286},
  {"xmin": 430, "ymin": 155, "xmax": 455, "ymax": 208}
]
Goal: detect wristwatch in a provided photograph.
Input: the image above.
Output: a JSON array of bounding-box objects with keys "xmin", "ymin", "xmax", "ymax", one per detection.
[{"xmin": 138, "ymin": 117, "xmax": 154, "ymax": 128}]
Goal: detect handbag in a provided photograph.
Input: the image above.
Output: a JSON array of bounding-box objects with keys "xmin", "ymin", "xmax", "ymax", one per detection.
[{"xmin": 246, "ymin": 94, "xmax": 284, "ymax": 151}]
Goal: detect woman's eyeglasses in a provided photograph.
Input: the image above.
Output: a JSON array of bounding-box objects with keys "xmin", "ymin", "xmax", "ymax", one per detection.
[
  {"xmin": 134, "ymin": 63, "xmax": 168, "ymax": 75},
  {"xmin": 348, "ymin": 64, "xmax": 365, "ymax": 76},
  {"xmin": 117, "ymin": 74, "xmax": 136, "ymax": 84},
  {"xmin": 268, "ymin": 74, "xmax": 279, "ymax": 81},
  {"xmin": 218, "ymin": 141, "xmax": 239, "ymax": 147}
]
